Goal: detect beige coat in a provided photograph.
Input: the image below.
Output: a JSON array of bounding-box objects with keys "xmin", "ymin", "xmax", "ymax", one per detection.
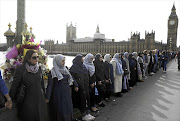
[{"xmin": 110, "ymin": 60, "xmax": 123, "ymax": 93}]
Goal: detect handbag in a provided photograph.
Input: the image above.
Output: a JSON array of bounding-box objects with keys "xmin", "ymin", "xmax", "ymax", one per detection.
[{"xmin": 16, "ymin": 69, "xmax": 26, "ymax": 104}]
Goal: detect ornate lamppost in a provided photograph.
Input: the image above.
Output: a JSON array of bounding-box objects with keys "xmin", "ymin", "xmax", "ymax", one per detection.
[{"xmin": 169, "ymin": 37, "xmax": 172, "ymax": 51}]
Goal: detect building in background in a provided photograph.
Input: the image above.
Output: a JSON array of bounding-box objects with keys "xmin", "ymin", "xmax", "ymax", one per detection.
[{"xmin": 44, "ymin": 4, "xmax": 178, "ymax": 55}]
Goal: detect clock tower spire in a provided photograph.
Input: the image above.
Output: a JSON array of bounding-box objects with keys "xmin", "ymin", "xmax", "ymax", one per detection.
[{"xmin": 167, "ymin": 3, "xmax": 178, "ymax": 51}]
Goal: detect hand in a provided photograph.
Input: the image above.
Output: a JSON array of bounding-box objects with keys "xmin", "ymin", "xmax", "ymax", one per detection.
[
  {"xmin": 45, "ymin": 99, "xmax": 49, "ymax": 103},
  {"xmin": 90, "ymin": 83, "xmax": 95, "ymax": 88},
  {"xmin": 5, "ymin": 100, "xmax": 12, "ymax": 109},
  {"xmin": 105, "ymin": 80, "xmax": 109, "ymax": 83},
  {"xmin": 98, "ymin": 81, "xmax": 102, "ymax": 85},
  {"xmin": 74, "ymin": 87, "xmax": 79, "ymax": 92}
]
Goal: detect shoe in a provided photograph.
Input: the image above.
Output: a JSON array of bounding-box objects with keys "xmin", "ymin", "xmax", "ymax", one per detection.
[
  {"xmin": 105, "ymin": 98, "xmax": 110, "ymax": 102},
  {"xmin": 82, "ymin": 114, "xmax": 95, "ymax": 121},
  {"xmin": 119, "ymin": 93, "xmax": 123, "ymax": 97},
  {"xmin": 94, "ymin": 107, "xmax": 99, "ymax": 111},
  {"xmin": 91, "ymin": 107, "xmax": 96, "ymax": 112},
  {"xmin": 98, "ymin": 102, "xmax": 105, "ymax": 107},
  {"xmin": 116, "ymin": 93, "xmax": 123, "ymax": 97},
  {"xmin": 139, "ymin": 80, "xmax": 144, "ymax": 82},
  {"xmin": 87, "ymin": 114, "xmax": 95, "ymax": 120},
  {"xmin": 130, "ymin": 87, "xmax": 133, "ymax": 90},
  {"xmin": 82, "ymin": 115, "xmax": 89, "ymax": 121},
  {"xmin": 150, "ymin": 72, "xmax": 155, "ymax": 75}
]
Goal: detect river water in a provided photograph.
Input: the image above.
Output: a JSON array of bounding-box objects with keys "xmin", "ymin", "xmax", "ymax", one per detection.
[{"xmin": 0, "ymin": 51, "xmax": 75, "ymax": 72}]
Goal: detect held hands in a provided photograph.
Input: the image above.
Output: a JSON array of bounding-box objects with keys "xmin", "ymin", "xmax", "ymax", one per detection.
[
  {"xmin": 105, "ymin": 80, "xmax": 109, "ymax": 83},
  {"xmin": 45, "ymin": 99, "xmax": 49, "ymax": 103},
  {"xmin": 5, "ymin": 99, "xmax": 12, "ymax": 109},
  {"xmin": 74, "ymin": 87, "xmax": 79, "ymax": 92}
]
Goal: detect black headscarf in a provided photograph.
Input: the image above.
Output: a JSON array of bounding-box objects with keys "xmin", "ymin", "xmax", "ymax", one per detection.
[
  {"xmin": 70, "ymin": 54, "xmax": 88, "ymax": 74},
  {"xmin": 94, "ymin": 53, "xmax": 103, "ymax": 69}
]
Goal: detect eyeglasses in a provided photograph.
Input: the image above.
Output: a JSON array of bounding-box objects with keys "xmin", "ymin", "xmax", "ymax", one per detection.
[{"xmin": 31, "ymin": 56, "xmax": 39, "ymax": 60}]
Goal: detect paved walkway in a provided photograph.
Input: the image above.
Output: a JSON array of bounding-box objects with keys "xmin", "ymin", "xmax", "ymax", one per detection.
[{"xmin": 95, "ymin": 60, "xmax": 180, "ymax": 121}]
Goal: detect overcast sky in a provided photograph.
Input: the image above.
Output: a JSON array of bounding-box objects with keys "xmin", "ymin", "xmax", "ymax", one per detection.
[{"xmin": 0, "ymin": 0, "xmax": 180, "ymax": 46}]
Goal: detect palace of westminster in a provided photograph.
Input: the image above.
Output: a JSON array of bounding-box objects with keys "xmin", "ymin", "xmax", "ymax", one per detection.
[
  {"xmin": 3, "ymin": 3, "xmax": 179, "ymax": 55},
  {"xmin": 43, "ymin": 4, "xmax": 178, "ymax": 55}
]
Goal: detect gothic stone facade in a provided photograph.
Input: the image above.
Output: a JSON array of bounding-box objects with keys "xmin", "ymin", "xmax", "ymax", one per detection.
[
  {"xmin": 44, "ymin": 4, "xmax": 178, "ymax": 55},
  {"xmin": 44, "ymin": 31, "xmax": 166, "ymax": 56}
]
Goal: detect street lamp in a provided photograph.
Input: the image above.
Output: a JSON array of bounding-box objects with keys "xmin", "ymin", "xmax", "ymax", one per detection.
[{"xmin": 169, "ymin": 37, "xmax": 172, "ymax": 51}]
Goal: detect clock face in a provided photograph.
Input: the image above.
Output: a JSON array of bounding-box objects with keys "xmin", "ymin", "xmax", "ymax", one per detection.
[{"xmin": 169, "ymin": 20, "xmax": 175, "ymax": 25}]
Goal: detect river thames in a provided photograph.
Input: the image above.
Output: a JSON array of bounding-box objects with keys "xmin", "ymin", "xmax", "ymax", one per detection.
[{"xmin": 0, "ymin": 51, "xmax": 75, "ymax": 73}]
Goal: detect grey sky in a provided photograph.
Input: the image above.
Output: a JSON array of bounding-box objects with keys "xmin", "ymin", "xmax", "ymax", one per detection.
[{"xmin": 0, "ymin": 0, "xmax": 179, "ymax": 46}]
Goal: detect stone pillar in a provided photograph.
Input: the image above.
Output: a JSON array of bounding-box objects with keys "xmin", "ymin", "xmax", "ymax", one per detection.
[{"xmin": 15, "ymin": 0, "xmax": 25, "ymax": 45}]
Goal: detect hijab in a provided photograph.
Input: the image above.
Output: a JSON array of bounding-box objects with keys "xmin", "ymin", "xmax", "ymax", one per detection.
[
  {"xmin": 51, "ymin": 54, "xmax": 74, "ymax": 84},
  {"xmin": 94, "ymin": 53, "xmax": 103, "ymax": 69},
  {"xmin": 70, "ymin": 54, "xmax": 88, "ymax": 74},
  {"xmin": 83, "ymin": 53, "xmax": 95, "ymax": 76},
  {"xmin": 104, "ymin": 54, "xmax": 111, "ymax": 63},
  {"xmin": 132, "ymin": 52, "xmax": 138, "ymax": 60}
]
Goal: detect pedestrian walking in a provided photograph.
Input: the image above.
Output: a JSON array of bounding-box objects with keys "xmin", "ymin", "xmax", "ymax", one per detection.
[{"xmin": 162, "ymin": 51, "xmax": 168, "ymax": 72}]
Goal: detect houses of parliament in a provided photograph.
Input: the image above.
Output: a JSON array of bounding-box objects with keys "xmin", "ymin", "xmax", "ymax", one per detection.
[{"xmin": 45, "ymin": 4, "xmax": 178, "ymax": 55}]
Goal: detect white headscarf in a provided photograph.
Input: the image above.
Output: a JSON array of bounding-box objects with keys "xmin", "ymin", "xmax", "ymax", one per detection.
[
  {"xmin": 83, "ymin": 53, "xmax": 95, "ymax": 77},
  {"xmin": 104, "ymin": 54, "xmax": 111, "ymax": 63},
  {"xmin": 132, "ymin": 52, "xmax": 138, "ymax": 60},
  {"xmin": 51, "ymin": 54, "xmax": 74, "ymax": 84}
]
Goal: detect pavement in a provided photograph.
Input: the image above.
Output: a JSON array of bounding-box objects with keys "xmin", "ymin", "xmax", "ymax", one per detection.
[{"xmin": 94, "ymin": 60, "xmax": 180, "ymax": 121}]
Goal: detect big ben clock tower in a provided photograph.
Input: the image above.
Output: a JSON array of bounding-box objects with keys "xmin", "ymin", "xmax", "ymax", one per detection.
[{"xmin": 167, "ymin": 4, "xmax": 178, "ymax": 51}]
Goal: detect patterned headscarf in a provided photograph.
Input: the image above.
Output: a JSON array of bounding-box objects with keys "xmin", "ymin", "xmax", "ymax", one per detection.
[
  {"xmin": 83, "ymin": 53, "xmax": 95, "ymax": 77},
  {"xmin": 51, "ymin": 54, "xmax": 74, "ymax": 84}
]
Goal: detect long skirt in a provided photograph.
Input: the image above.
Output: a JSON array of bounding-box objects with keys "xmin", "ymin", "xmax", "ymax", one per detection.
[{"xmin": 114, "ymin": 75, "xmax": 122, "ymax": 93}]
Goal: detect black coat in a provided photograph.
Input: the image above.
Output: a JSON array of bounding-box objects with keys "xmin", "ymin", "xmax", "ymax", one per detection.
[
  {"xmin": 70, "ymin": 72, "xmax": 90, "ymax": 114},
  {"xmin": 46, "ymin": 72, "xmax": 73, "ymax": 121},
  {"xmin": 94, "ymin": 61, "xmax": 106, "ymax": 92},
  {"xmin": 9, "ymin": 65, "xmax": 47, "ymax": 121}
]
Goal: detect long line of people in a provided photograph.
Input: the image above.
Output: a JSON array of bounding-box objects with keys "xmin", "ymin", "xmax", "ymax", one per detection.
[{"xmin": 0, "ymin": 49, "xmax": 176, "ymax": 121}]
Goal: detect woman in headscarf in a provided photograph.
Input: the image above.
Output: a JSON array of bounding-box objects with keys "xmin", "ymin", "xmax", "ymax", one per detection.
[
  {"xmin": 124, "ymin": 52, "xmax": 130, "ymax": 82},
  {"xmin": 94, "ymin": 53, "xmax": 106, "ymax": 106},
  {"xmin": 132, "ymin": 52, "xmax": 144, "ymax": 82},
  {"xmin": 10, "ymin": 50, "xmax": 47, "ymax": 121},
  {"xmin": 120, "ymin": 53, "xmax": 130, "ymax": 93},
  {"xmin": 70, "ymin": 54, "xmax": 95, "ymax": 121},
  {"xmin": 104, "ymin": 54, "xmax": 114, "ymax": 101},
  {"xmin": 128, "ymin": 53, "xmax": 138, "ymax": 87},
  {"xmin": 83, "ymin": 53, "xmax": 98, "ymax": 112},
  {"xmin": 46, "ymin": 54, "xmax": 76, "ymax": 121},
  {"xmin": 137, "ymin": 53, "xmax": 145, "ymax": 81},
  {"xmin": 110, "ymin": 53, "xmax": 124, "ymax": 97},
  {"xmin": 162, "ymin": 51, "xmax": 168, "ymax": 72}
]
